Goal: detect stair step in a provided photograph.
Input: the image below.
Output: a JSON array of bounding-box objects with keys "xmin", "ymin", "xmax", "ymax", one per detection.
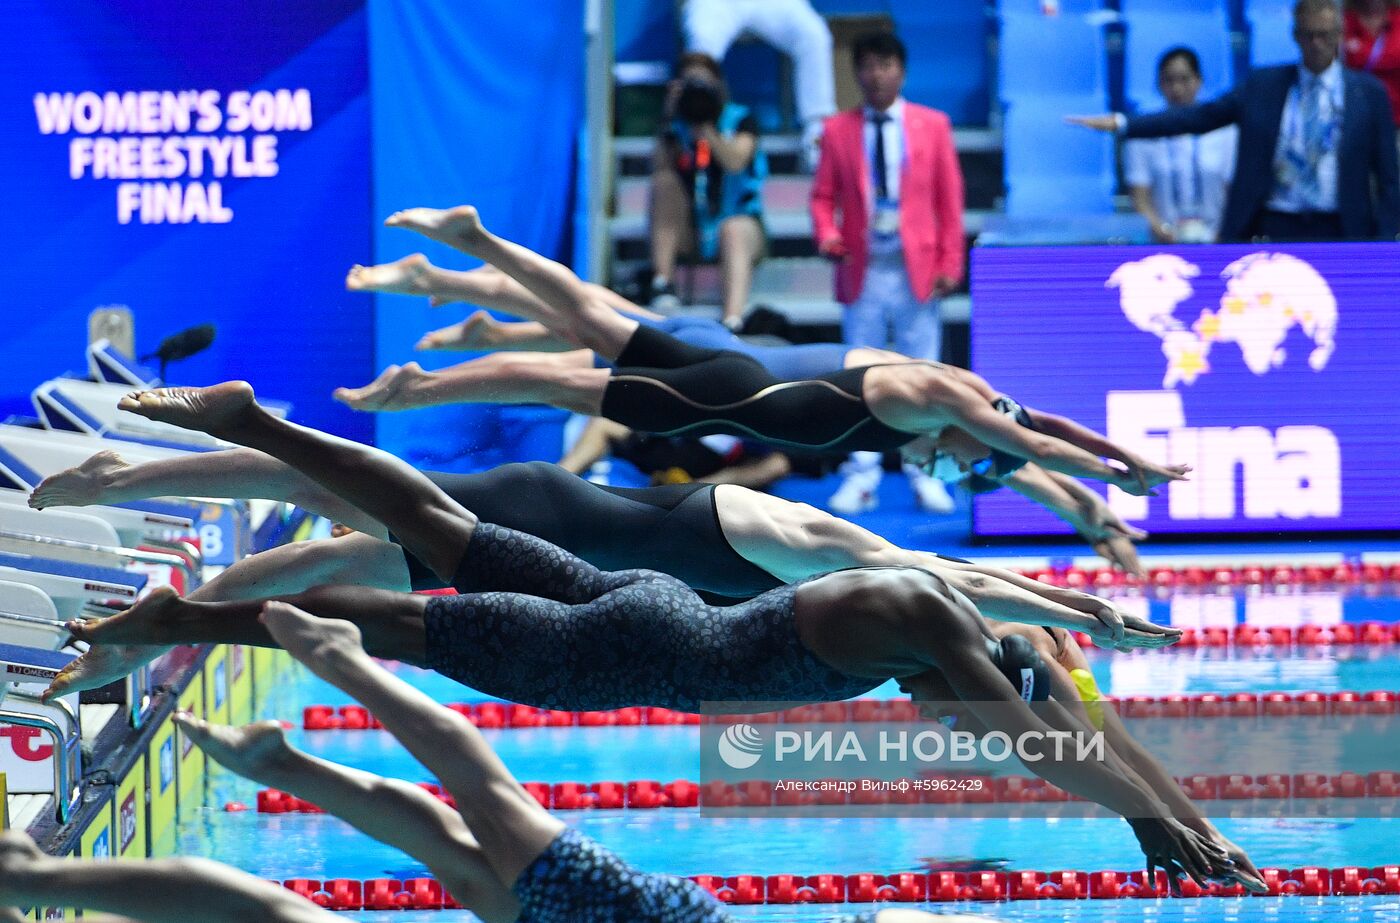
[
  {"xmin": 616, "ymin": 174, "xmax": 816, "ymax": 217},
  {"xmin": 611, "ymin": 130, "xmax": 1005, "ymax": 210}
]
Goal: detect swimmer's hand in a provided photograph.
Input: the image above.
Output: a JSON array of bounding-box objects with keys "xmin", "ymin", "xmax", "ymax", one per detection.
[
  {"xmin": 1114, "ymin": 457, "xmax": 1192, "ymax": 497},
  {"xmin": 1187, "ymin": 824, "xmax": 1268, "ymax": 894},
  {"xmin": 1215, "ymin": 835, "xmax": 1269, "ymax": 894},
  {"xmin": 1129, "ymin": 816, "xmax": 1229, "ymax": 894},
  {"xmin": 1077, "ymin": 504, "xmax": 1148, "ymax": 576},
  {"xmin": 1095, "ymin": 611, "xmax": 1180, "ymax": 652}
]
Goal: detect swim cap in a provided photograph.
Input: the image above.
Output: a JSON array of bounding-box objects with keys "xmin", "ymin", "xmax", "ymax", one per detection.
[
  {"xmin": 1070, "ymin": 667, "xmax": 1106, "ymax": 730},
  {"xmin": 925, "ymin": 395, "xmax": 1035, "ymax": 486},
  {"xmin": 985, "ymin": 634, "xmax": 1051, "ymax": 702}
]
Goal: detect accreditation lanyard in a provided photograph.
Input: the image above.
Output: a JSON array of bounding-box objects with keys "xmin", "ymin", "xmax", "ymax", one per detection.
[{"xmin": 1170, "ymin": 135, "xmax": 1204, "ymax": 220}]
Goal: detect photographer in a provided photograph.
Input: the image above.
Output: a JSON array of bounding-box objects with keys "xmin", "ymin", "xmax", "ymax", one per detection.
[{"xmin": 649, "ymin": 52, "xmax": 767, "ymax": 328}]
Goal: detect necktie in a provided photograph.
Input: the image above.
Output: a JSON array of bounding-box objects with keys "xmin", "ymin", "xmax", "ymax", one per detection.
[
  {"xmin": 871, "ymin": 112, "xmax": 890, "ymax": 201},
  {"xmin": 1299, "ymin": 75, "xmax": 1327, "ymax": 202}
]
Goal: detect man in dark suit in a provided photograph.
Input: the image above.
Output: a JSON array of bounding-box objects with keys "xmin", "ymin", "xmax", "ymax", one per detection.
[{"xmin": 1070, "ymin": 0, "xmax": 1398, "ymax": 242}]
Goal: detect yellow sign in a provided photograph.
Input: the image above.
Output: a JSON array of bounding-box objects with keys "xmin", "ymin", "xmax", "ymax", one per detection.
[
  {"xmin": 147, "ymin": 715, "xmax": 178, "ymax": 856},
  {"xmin": 115, "ymin": 753, "xmax": 148, "ymax": 859},
  {"xmin": 228, "ymin": 645, "xmax": 253, "ymax": 726},
  {"xmin": 204, "ymin": 647, "xmax": 230, "ymax": 727},
  {"xmin": 78, "ymin": 796, "xmax": 115, "ymax": 859},
  {"xmin": 177, "ymin": 671, "xmax": 206, "ymax": 809}
]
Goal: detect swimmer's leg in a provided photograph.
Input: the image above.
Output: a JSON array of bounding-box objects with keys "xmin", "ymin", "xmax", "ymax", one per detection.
[
  {"xmin": 118, "ymin": 382, "xmax": 474, "ymax": 583},
  {"xmin": 334, "ymin": 351, "xmax": 605, "ymax": 416},
  {"xmin": 383, "ymin": 205, "xmax": 636, "ymax": 360},
  {"xmin": 556, "ymin": 417, "xmax": 630, "ymax": 475},
  {"xmin": 261, "ymin": 602, "xmax": 566, "ymax": 893},
  {"xmin": 47, "ymin": 535, "xmax": 417, "ymax": 702},
  {"xmin": 176, "ymin": 715, "xmax": 518, "ymax": 922},
  {"xmin": 194, "ymin": 533, "xmax": 412, "ymax": 601},
  {"xmin": 51, "ymin": 584, "xmax": 430, "ymax": 699},
  {"xmin": 28, "ymin": 447, "xmax": 385, "ymax": 538},
  {"xmin": 0, "ymin": 830, "xmax": 335, "ymax": 923},
  {"xmin": 419, "ymin": 312, "xmax": 576, "ymax": 353}
]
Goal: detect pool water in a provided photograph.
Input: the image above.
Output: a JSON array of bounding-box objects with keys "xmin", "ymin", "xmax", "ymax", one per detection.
[{"xmin": 173, "ymin": 592, "xmax": 1400, "ymax": 923}]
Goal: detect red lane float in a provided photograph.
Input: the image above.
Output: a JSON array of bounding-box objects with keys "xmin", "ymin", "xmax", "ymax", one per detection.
[
  {"xmin": 255, "ymin": 769, "xmax": 1400, "ymax": 814},
  {"xmin": 276, "ymin": 865, "xmax": 1400, "ymax": 907},
  {"xmin": 301, "ymin": 688, "xmax": 1400, "ymax": 731},
  {"xmin": 1021, "ymin": 561, "xmax": 1400, "ymax": 590}
]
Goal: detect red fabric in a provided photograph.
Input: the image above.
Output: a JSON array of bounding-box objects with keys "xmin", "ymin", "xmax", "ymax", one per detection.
[
  {"xmin": 810, "ymin": 104, "xmax": 965, "ymax": 305},
  {"xmin": 1344, "ymin": 8, "xmax": 1400, "ymax": 124}
]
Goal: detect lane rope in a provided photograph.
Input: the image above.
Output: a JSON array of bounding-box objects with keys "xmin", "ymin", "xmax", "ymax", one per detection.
[
  {"xmin": 267, "ymin": 864, "xmax": 1400, "ymax": 909},
  {"xmin": 301, "ymin": 690, "xmax": 1400, "ymax": 731}
]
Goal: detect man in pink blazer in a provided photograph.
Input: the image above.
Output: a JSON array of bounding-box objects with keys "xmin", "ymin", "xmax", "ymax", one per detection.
[{"xmin": 810, "ymin": 31, "xmax": 966, "ymax": 516}]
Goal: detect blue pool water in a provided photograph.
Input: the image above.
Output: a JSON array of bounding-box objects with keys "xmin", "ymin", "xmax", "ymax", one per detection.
[{"xmin": 174, "ymin": 592, "xmax": 1400, "ymax": 923}]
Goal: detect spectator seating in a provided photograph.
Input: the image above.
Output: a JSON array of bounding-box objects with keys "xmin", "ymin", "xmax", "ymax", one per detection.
[
  {"xmin": 999, "ymin": 3, "xmax": 1115, "ymax": 215},
  {"xmin": 1122, "ymin": 0, "xmax": 1235, "ymax": 113},
  {"xmin": 1247, "ymin": 0, "xmax": 1296, "ymax": 67}
]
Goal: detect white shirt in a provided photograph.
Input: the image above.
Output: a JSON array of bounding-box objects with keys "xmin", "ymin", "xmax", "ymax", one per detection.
[
  {"xmin": 1268, "ymin": 60, "xmax": 1345, "ymax": 213},
  {"xmin": 1124, "ymin": 124, "xmax": 1238, "ymax": 239},
  {"xmin": 863, "ymin": 97, "xmax": 905, "ymax": 204}
]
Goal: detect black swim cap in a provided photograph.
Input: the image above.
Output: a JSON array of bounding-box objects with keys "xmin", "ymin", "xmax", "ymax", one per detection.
[
  {"xmin": 985, "ymin": 634, "xmax": 1051, "ymax": 702},
  {"xmin": 927, "ymin": 395, "xmax": 1035, "ymax": 488},
  {"xmin": 979, "ymin": 396, "xmax": 1034, "ymax": 479}
]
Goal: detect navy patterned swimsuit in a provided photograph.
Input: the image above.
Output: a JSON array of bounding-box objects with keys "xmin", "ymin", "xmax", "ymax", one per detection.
[
  {"xmin": 514, "ymin": 829, "xmax": 890, "ymax": 922},
  {"xmin": 422, "ymin": 523, "xmax": 882, "ymax": 712},
  {"xmin": 513, "ymin": 828, "xmax": 733, "ymax": 922}
]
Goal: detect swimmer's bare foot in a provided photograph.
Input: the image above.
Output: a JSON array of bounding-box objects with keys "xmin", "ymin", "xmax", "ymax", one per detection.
[
  {"xmin": 68, "ymin": 585, "xmax": 182, "ymax": 647},
  {"xmin": 43, "ymin": 641, "xmax": 169, "ymax": 701},
  {"xmin": 416, "ymin": 310, "xmax": 500, "ymax": 351},
  {"xmin": 384, "ymin": 205, "xmax": 485, "ymax": 253},
  {"xmin": 345, "ymin": 253, "xmax": 433, "ymax": 296},
  {"xmin": 28, "ymin": 450, "xmax": 131, "ymax": 510},
  {"xmin": 175, "ymin": 714, "xmax": 296, "ymax": 779},
  {"xmin": 260, "ymin": 601, "xmax": 368, "ymax": 683},
  {"xmin": 332, "ymin": 362, "xmax": 433, "ymax": 412},
  {"xmin": 118, "ymin": 381, "xmax": 255, "ymax": 438}
]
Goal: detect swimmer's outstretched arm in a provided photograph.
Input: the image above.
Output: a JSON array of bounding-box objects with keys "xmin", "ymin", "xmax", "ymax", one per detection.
[
  {"xmin": 1042, "ymin": 469, "xmax": 1148, "ymax": 574},
  {"xmin": 920, "ymin": 622, "xmax": 1227, "ymax": 886},
  {"xmin": 1026, "ymin": 407, "xmax": 1186, "ymax": 495},
  {"xmin": 260, "ymin": 602, "xmax": 566, "ymax": 896},
  {"xmin": 714, "ymin": 489, "xmax": 1171, "ymax": 647},
  {"xmin": 175, "ymin": 715, "xmax": 519, "ymax": 922},
  {"xmin": 0, "ymin": 831, "xmax": 336, "ymax": 923},
  {"xmin": 1049, "ymin": 639, "xmax": 1268, "ymax": 892},
  {"xmin": 381, "ymin": 206, "xmax": 637, "ymax": 360},
  {"xmin": 999, "ymin": 464, "xmax": 1146, "ymax": 574},
  {"xmin": 920, "ymin": 557, "xmax": 1172, "ymax": 649},
  {"xmin": 934, "ymin": 381, "xmax": 1182, "ymax": 495},
  {"xmin": 28, "ymin": 447, "xmax": 385, "ymax": 537}
]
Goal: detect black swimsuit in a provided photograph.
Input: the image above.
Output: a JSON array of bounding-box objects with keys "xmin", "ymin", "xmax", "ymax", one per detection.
[
  {"xmin": 600, "ymin": 324, "xmax": 916, "ymax": 455},
  {"xmin": 397, "ymin": 462, "xmax": 781, "ymax": 599},
  {"xmin": 422, "ymin": 523, "xmax": 883, "ymax": 712}
]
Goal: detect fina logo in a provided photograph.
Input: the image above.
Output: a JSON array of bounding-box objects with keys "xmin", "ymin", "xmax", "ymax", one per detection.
[
  {"xmin": 1104, "ymin": 252, "xmax": 1341, "ymax": 523},
  {"xmin": 1107, "ymin": 252, "xmax": 1337, "ymax": 388},
  {"xmin": 717, "ymin": 723, "xmax": 765, "ymax": 770}
]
